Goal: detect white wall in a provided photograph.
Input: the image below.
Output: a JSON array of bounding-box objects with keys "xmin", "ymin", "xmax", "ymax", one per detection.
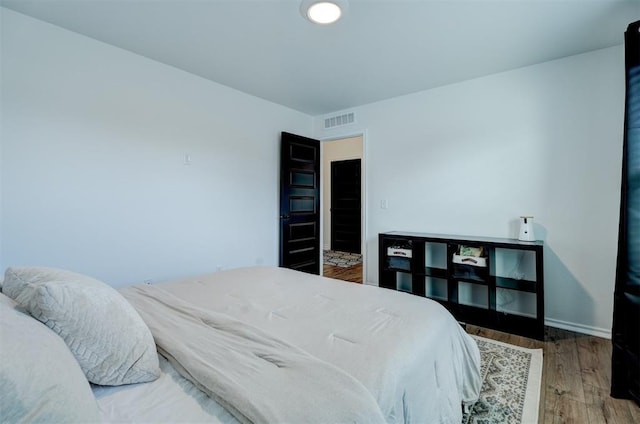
[
  {"xmin": 321, "ymin": 136, "xmax": 363, "ymax": 250},
  {"xmin": 315, "ymin": 46, "xmax": 624, "ymax": 337},
  {"xmin": 1, "ymin": 8, "xmax": 625, "ymax": 336},
  {"xmin": 0, "ymin": 9, "xmax": 312, "ymax": 286}
]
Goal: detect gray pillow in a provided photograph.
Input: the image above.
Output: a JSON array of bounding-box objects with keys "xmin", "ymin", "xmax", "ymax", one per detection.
[
  {"xmin": 3, "ymin": 266, "xmax": 160, "ymax": 386},
  {"xmin": 0, "ymin": 292, "xmax": 102, "ymax": 423}
]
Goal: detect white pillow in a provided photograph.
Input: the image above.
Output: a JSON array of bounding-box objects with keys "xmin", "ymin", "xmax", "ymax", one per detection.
[
  {"xmin": 3, "ymin": 266, "xmax": 160, "ymax": 386},
  {"xmin": 0, "ymin": 292, "xmax": 102, "ymax": 423}
]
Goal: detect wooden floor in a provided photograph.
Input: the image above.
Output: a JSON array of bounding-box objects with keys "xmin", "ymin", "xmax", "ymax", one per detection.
[
  {"xmin": 466, "ymin": 324, "xmax": 640, "ymax": 424},
  {"xmin": 323, "ymin": 262, "xmax": 363, "ymax": 283}
]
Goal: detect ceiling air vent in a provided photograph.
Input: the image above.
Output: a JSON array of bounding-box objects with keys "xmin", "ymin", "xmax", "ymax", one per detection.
[{"xmin": 324, "ymin": 112, "xmax": 355, "ymax": 129}]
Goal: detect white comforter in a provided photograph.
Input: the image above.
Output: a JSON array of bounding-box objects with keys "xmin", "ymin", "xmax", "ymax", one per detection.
[
  {"xmin": 121, "ymin": 284, "xmax": 386, "ymax": 424},
  {"xmin": 118, "ymin": 266, "xmax": 481, "ymax": 423}
]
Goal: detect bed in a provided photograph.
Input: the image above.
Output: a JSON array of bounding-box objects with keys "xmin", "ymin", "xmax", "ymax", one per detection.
[{"xmin": 0, "ymin": 265, "xmax": 481, "ymax": 423}]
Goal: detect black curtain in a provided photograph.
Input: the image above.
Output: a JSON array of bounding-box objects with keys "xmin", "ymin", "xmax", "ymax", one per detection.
[{"xmin": 611, "ymin": 20, "xmax": 640, "ymax": 406}]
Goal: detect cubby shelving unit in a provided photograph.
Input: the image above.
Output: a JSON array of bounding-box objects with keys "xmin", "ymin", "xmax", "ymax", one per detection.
[{"xmin": 379, "ymin": 231, "xmax": 544, "ymax": 340}]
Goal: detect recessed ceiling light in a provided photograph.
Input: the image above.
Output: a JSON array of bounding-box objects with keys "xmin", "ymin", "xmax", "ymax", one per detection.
[{"xmin": 303, "ymin": 1, "xmax": 344, "ymax": 25}]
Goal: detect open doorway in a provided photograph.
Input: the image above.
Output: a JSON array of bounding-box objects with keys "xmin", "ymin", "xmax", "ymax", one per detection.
[{"xmin": 321, "ymin": 135, "xmax": 364, "ymax": 283}]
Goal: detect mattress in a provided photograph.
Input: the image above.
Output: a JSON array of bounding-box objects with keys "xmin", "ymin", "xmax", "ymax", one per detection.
[{"xmin": 103, "ymin": 266, "xmax": 480, "ymax": 423}]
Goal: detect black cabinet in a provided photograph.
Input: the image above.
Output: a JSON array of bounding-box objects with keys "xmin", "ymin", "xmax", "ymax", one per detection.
[{"xmin": 379, "ymin": 231, "xmax": 545, "ymax": 340}]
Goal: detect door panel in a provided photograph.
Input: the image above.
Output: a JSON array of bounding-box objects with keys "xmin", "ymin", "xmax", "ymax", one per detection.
[
  {"xmin": 279, "ymin": 132, "xmax": 321, "ymax": 274},
  {"xmin": 331, "ymin": 159, "xmax": 361, "ymax": 254}
]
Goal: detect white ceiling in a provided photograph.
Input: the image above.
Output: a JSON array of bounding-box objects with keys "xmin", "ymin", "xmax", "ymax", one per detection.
[{"xmin": 2, "ymin": 0, "xmax": 639, "ymax": 115}]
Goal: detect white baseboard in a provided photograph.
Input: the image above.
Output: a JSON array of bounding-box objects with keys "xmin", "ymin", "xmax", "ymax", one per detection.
[{"xmin": 545, "ymin": 318, "xmax": 611, "ymax": 339}]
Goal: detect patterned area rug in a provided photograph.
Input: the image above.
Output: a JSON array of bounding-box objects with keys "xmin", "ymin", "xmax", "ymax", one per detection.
[
  {"xmin": 323, "ymin": 250, "xmax": 362, "ymax": 267},
  {"xmin": 464, "ymin": 336, "xmax": 543, "ymax": 424}
]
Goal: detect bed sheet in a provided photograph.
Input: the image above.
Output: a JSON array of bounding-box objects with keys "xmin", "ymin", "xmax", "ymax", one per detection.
[{"xmin": 93, "ymin": 354, "xmax": 239, "ymax": 424}]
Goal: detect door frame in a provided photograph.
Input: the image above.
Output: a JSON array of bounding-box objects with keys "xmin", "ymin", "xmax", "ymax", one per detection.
[{"xmin": 320, "ymin": 131, "xmax": 368, "ymax": 283}]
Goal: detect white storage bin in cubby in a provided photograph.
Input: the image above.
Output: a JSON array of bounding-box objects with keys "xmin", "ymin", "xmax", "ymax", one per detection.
[{"xmin": 387, "ymin": 247, "xmax": 412, "ymax": 258}]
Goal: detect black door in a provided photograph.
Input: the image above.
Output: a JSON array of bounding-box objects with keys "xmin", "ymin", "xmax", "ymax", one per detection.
[
  {"xmin": 330, "ymin": 159, "xmax": 361, "ymax": 254},
  {"xmin": 279, "ymin": 132, "xmax": 321, "ymax": 275}
]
